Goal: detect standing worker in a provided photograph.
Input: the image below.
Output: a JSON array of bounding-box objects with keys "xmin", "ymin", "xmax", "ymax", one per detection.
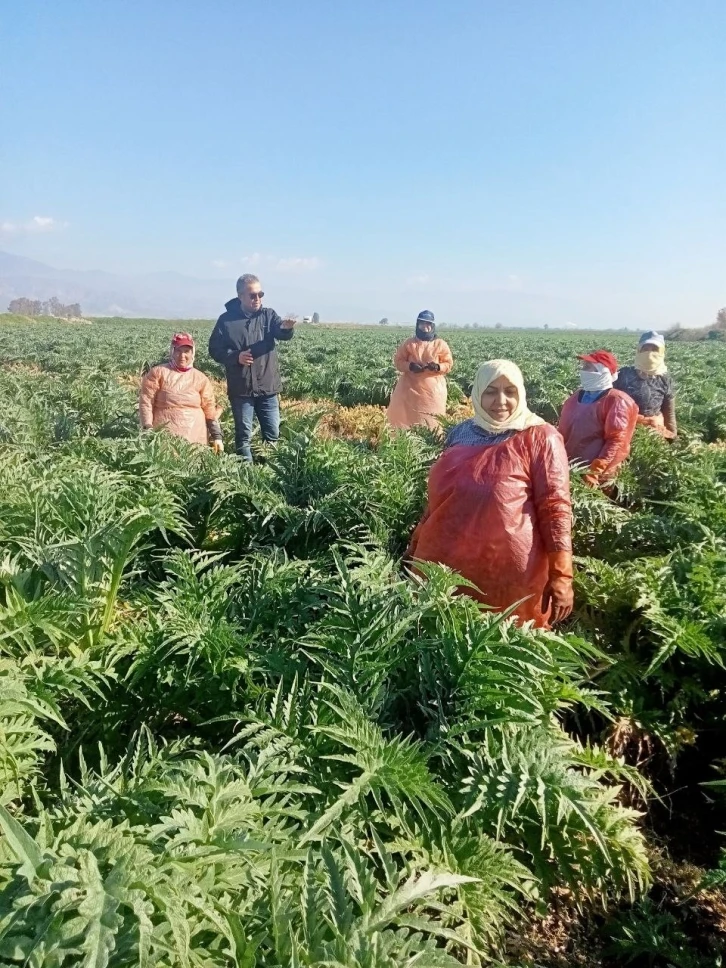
[
  {"xmin": 139, "ymin": 333, "xmax": 224, "ymax": 451},
  {"xmin": 615, "ymin": 331, "xmax": 677, "ymax": 439},
  {"xmin": 406, "ymin": 360, "xmax": 573, "ymax": 628},
  {"xmin": 208, "ymin": 274, "xmax": 295, "ymax": 462},
  {"xmin": 558, "ymin": 350, "xmax": 638, "ymax": 487},
  {"xmin": 386, "ymin": 311, "xmax": 454, "ymax": 430}
]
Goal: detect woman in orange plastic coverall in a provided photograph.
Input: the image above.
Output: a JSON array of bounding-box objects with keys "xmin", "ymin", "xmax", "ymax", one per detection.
[
  {"xmin": 558, "ymin": 350, "xmax": 638, "ymax": 487},
  {"xmin": 386, "ymin": 311, "xmax": 454, "ymax": 430},
  {"xmin": 406, "ymin": 360, "xmax": 573, "ymax": 629},
  {"xmin": 138, "ymin": 332, "xmax": 224, "ymax": 451}
]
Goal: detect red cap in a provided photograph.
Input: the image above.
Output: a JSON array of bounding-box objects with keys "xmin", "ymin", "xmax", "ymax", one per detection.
[
  {"xmin": 171, "ymin": 332, "xmax": 195, "ymax": 348},
  {"xmin": 577, "ymin": 350, "xmax": 618, "ymax": 374}
]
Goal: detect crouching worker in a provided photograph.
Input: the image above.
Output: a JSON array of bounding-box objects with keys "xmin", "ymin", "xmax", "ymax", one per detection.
[
  {"xmin": 615, "ymin": 331, "xmax": 677, "ymax": 439},
  {"xmin": 558, "ymin": 350, "xmax": 637, "ymax": 488},
  {"xmin": 387, "ymin": 310, "xmax": 454, "ymax": 430},
  {"xmin": 139, "ymin": 332, "xmax": 224, "ymax": 452},
  {"xmin": 406, "ymin": 360, "xmax": 573, "ymax": 628}
]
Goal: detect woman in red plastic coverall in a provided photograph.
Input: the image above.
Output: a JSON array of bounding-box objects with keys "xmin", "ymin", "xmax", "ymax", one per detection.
[
  {"xmin": 138, "ymin": 333, "xmax": 224, "ymax": 451},
  {"xmin": 406, "ymin": 360, "xmax": 573, "ymax": 629},
  {"xmin": 558, "ymin": 350, "xmax": 638, "ymax": 487},
  {"xmin": 386, "ymin": 311, "xmax": 454, "ymax": 430}
]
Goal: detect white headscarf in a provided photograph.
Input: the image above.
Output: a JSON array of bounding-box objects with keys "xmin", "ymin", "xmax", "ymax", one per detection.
[
  {"xmin": 471, "ymin": 359, "xmax": 545, "ymax": 433},
  {"xmin": 580, "ymin": 363, "xmax": 615, "ymax": 393}
]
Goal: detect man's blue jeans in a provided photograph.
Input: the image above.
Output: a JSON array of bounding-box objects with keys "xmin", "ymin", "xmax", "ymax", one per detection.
[{"xmin": 229, "ymin": 395, "xmax": 280, "ymax": 462}]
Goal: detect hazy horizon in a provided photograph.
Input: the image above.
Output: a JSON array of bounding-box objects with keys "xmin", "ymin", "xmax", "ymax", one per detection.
[{"xmin": 0, "ymin": 248, "xmax": 679, "ymax": 330}]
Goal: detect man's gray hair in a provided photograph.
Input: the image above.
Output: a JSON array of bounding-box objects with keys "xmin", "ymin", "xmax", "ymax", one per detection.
[{"xmin": 236, "ymin": 273, "xmax": 260, "ymax": 294}]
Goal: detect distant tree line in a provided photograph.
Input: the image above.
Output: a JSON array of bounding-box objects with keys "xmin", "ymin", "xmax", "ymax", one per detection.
[
  {"xmin": 668, "ymin": 306, "xmax": 726, "ymax": 342},
  {"xmin": 8, "ymin": 296, "xmax": 82, "ymax": 318}
]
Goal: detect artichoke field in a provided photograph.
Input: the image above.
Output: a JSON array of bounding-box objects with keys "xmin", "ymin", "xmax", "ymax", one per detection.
[{"xmin": 1, "ymin": 316, "xmax": 725, "ymax": 966}]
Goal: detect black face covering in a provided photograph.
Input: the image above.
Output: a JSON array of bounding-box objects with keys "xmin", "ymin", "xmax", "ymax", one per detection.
[{"xmin": 415, "ymin": 321, "xmax": 436, "ymax": 342}]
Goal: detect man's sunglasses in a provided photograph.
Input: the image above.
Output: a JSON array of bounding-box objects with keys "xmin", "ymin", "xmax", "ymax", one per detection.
[{"xmin": 247, "ymin": 291, "xmax": 264, "ymax": 300}]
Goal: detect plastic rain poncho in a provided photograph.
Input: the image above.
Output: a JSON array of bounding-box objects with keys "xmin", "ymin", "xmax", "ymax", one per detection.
[
  {"xmin": 138, "ymin": 342, "xmax": 220, "ymax": 446},
  {"xmin": 386, "ymin": 324, "xmax": 453, "ymax": 430},
  {"xmin": 407, "ymin": 361, "xmax": 572, "ymax": 628},
  {"xmin": 558, "ymin": 389, "xmax": 638, "ymax": 481}
]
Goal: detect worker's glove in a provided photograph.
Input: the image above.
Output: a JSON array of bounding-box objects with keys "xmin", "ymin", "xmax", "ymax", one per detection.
[
  {"xmin": 211, "ymin": 440, "xmax": 224, "ymax": 455},
  {"xmin": 542, "ymin": 550, "xmax": 574, "ymax": 625},
  {"xmin": 426, "ymin": 362, "xmax": 441, "ymax": 372},
  {"xmin": 638, "ymin": 415, "xmax": 659, "ymax": 429},
  {"xmin": 409, "ymin": 362, "xmax": 425, "ymax": 373},
  {"xmin": 583, "ymin": 458, "xmax": 609, "ymax": 488}
]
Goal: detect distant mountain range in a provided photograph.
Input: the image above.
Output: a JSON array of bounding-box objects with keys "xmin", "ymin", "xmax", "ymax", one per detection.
[
  {"xmin": 0, "ymin": 250, "xmax": 237, "ymax": 319},
  {"xmin": 1, "ymin": 249, "xmax": 651, "ymax": 328}
]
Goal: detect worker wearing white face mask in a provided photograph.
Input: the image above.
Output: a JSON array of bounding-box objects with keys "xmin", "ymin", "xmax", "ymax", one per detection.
[
  {"xmin": 614, "ymin": 331, "xmax": 677, "ymax": 439},
  {"xmin": 558, "ymin": 350, "xmax": 639, "ymax": 487}
]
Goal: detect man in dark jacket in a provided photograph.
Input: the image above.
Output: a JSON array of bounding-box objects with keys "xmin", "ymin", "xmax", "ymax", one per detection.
[{"xmin": 208, "ymin": 274, "xmax": 295, "ymax": 461}]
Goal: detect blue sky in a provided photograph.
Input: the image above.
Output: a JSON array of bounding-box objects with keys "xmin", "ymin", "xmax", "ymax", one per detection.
[{"xmin": 2, "ymin": 0, "xmax": 725, "ymax": 326}]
